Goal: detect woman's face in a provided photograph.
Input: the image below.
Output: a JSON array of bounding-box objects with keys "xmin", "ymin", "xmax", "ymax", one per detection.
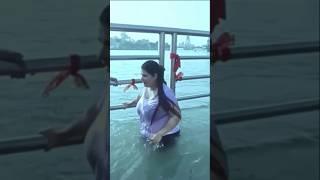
[{"xmin": 141, "ymin": 69, "xmax": 157, "ymax": 88}]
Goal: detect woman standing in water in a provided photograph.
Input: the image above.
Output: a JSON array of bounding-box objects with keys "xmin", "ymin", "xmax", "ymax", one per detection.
[
  {"xmin": 123, "ymin": 60, "xmax": 181, "ymax": 148},
  {"xmin": 40, "ymin": 6, "xmax": 111, "ymax": 180}
]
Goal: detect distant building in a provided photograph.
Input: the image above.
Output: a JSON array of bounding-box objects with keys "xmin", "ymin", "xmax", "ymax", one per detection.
[{"xmin": 184, "ymin": 36, "xmax": 193, "ymax": 50}]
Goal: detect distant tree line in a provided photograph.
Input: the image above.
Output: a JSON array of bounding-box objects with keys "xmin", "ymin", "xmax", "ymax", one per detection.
[{"xmin": 111, "ymin": 33, "xmax": 171, "ymax": 50}]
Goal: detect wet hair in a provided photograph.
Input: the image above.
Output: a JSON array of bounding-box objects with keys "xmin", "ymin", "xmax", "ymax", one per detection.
[
  {"xmin": 141, "ymin": 60, "xmax": 181, "ymax": 125},
  {"xmin": 99, "ymin": 6, "xmax": 109, "ymax": 67},
  {"xmin": 99, "ymin": 6, "xmax": 108, "ymax": 27}
]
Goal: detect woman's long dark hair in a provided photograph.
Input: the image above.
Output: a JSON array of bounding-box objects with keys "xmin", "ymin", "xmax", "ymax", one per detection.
[
  {"xmin": 141, "ymin": 60, "xmax": 181, "ymax": 125},
  {"xmin": 99, "ymin": 6, "xmax": 109, "ymax": 67},
  {"xmin": 99, "ymin": 6, "xmax": 108, "ymax": 27}
]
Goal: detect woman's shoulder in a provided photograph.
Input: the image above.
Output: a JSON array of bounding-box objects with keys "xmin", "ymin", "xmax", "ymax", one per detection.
[
  {"xmin": 163, "ymin": 84, "xmax": 176, "ymax": 100},
  {"xmin": 163, "ymin": 83, "xmax": 173, "ymax": 93},
  {"xmin": 139, "ymin": 87, "xmax": 147, "ymax": 97}
]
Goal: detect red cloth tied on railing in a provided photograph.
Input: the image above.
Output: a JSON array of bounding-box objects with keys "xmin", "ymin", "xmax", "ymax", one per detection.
[
  {"xmin": 170, "ymin": 52, "xmax": 184, "ymax": 81},
  {"xmin": 42, "ymin": 54, "xmax": 89, "ymax": 97},
  {"xmin": 175, "ymin": 72, "xmax": 184, "ymax": 81},
  {"xmin": 124, "ymin": 79, "xmax": 138, "ymax": 92},
  {"xmin": 213, "ymin": 32, "xmax": 235, "ymax": 63}
]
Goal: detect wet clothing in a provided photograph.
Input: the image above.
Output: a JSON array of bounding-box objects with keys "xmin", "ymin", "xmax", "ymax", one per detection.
[{"xmin": 136, "ymin": 84, "xmax": 180, "ymax": 139}]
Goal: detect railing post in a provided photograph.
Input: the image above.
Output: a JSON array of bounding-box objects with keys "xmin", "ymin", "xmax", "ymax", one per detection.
[
  {"xmin": 170, "ymin": 33, "xmax": 178, "ymax": 93},
  {"xmin": 159, "ymin": 32, "xmax": 165, "ymax": 66}
]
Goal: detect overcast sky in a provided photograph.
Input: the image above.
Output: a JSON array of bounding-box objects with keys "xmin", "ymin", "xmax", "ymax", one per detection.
[{"xmin": 110, "ymin": 1, "xmax": 209, "ymax": 46}]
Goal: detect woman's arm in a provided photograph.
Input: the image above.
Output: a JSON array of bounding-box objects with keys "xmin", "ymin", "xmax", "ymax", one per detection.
[
  {"xmin": 123, "ymin": 94, "xmax": 141, "ymax": 108},
  {"xmin": 62, "ymin": 89, "xmax": 105, "ymax": 136},
  {"xmin": 157, "ymin": 111, "xmax": 180, "ymax": 136},
  {"xmin": 150, "ymin": 105, "xmax": 181, "ymax": 144},
  {"xmin": 59, "ymin": 101, "xmax": 101, "ymax": 138},
  {"xmin": 40, "ymin": 94, "xmax": 104, "ymax": 150}
]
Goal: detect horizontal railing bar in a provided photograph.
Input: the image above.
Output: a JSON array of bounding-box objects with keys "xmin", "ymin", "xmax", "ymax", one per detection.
[
  {"xmin": 179, "ymin": 55, "xmax": 209, "ymax": 60},
  {"xmin": 111, "ymin": 75, "xmax": 209, "ymax": 86},
  {"xmin": 1, "ymin": 98, "xmax": 317, "ymax": 155},
  {"xmin": 111, "ymin": 23, "xmax": 210, "ymax": 37},
  {"xmin": 26, "ymin": 55, "xmax": 104, "ymax": 72},
  {"xmin": 110, "ymin": 55, "xmax": 160, "ymax": 61},
  {"xmin": 115, "ymin": 79, "xmax": 142, "ymax": 86},
  {"xmin": 0, "ymin": 135, "xmax": 83, "ymax": 155},
  {"xmin": 215, "ymin": 98, "xmax": 319, "ymax": 125},
  {"xmin": 110, "ymin": 94, "xmax": 210, "ymax": 110},
  {"xmin": 181, "ymin": 75, "xmax": 210, "ymax": 80},
  {"xmin": 0, "ymin": 54, "xmax": 209, "ymax": 77},
  {"xmin": 110, "ymin": 55, "xmax": 209, "ymax": 61},
  {"xmin": 228, "ymin": 41, "xmax": 319, "ymax": 61},
  {"xmin": 0, "ymin": 55, "xmax": 103, "ymax": 77},
  {"xmin": 1, "ymin": 42, "xmax": 318, "ymax": 77},
  {"xmin": 177, "ymin": 94, "xmax": 210, "ymax": 101}
]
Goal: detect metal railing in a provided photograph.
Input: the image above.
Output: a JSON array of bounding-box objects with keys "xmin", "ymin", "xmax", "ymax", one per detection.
[
  {"xmin": 0, "ymin": 24, "xmax": 319, "ymax": 155},
  {"xmin": 111, "ymin": 75, "xmax": 210, "ymax": 86},
  {"xmin": 1, "ymin": 42, "xmax": 318, "ymax": 79},
  {"xmin": 1, "ymin": 98, "xmax": 318, "ymax": 155},
  {"xmin": 110, "ymin": 23, "xmax": 209, "ymax": 37},
  {"xmin": 110, "ymin": 23, "xmax": 211, "ymax": 110},
  {"xmin": 0, "ymin": 24, "xmax": 210, "ymax": 155},
  {"xmin": 0, "ymin": 55, "xmax": 103, "ymax": 78},
  {"xmin": 1, "ymin": 42, "xmax": 318, "ymax": 78},
  {"xmin": 216, "ymin": 41, "xmax": 319, "ymax": 62},
  {"xmin": 111, "ymin": 94, "xmax": 210, "ymax": 110},
  {"xmin": 0, "ymin": 135, "xmax": 83, "ymax": 155},
  {"xmin": 214, "ymin": 98, "xmax": 319, "ymax": 125}
]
